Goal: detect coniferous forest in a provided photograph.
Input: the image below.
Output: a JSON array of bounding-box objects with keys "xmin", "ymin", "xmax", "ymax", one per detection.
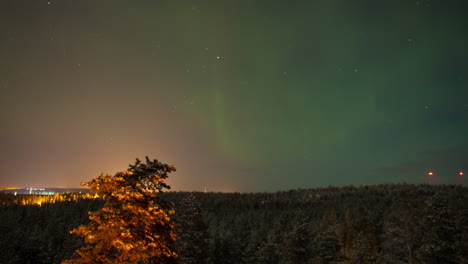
[{"xmin": 1, "ymin": 184, "xmax": 467, "ymax": 264}]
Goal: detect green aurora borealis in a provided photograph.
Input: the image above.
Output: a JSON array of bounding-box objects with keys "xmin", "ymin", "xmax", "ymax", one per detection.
[{"xmin": 1, "ymin": 0, "xmax": 467, "ymax": 191}]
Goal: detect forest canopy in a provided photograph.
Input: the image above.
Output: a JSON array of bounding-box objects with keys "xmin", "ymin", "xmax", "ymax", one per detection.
[{"xmin": 0, "ymin": 183, "xmax": 467, "ymax": 263}]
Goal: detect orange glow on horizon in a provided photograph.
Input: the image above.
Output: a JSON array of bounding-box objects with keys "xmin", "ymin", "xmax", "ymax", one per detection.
[
  {"xmin": 0, "ymin": 193, "xmax": 98, "ymax": 206},
  {"xmin": 460, "ymin": 171, "xmax": 464, "ymax": 176},
  {"xmin": 428, "ymin": 171, "xmax": 434, "ymax": 176}
]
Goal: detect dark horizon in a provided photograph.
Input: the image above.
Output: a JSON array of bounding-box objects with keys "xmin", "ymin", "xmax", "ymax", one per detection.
[{"xmin": 1, "ymin": 181, "xmax": 467, "ymax": 195}]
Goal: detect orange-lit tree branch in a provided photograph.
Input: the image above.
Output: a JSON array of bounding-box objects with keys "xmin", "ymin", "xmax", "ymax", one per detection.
[{"xmin": 62, "ymin": 157, "xmax": 178, "ymax": 264}]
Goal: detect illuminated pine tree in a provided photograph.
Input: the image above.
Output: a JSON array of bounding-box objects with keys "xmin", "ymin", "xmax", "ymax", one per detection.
[{"xmin": 62, "ymin": 157, "xmax": 178, "ymax": 264}]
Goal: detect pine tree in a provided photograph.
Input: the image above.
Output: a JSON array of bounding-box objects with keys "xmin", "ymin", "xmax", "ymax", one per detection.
[
  {"xmin": 175, "ymin": 193, "xmax": 209, "ymax": 264},
  {"xmin": 379, "ymin": 203, "xmax": 421, "ymax": 264},
  {"xmin": 456, "ymin": 212, "xmax": 468, "ymax": 264},
  {"xmin": 210, "ymin": 229, "xmax": 238, "ymax": 264},
  {"xmin": 316, "ymin": 230, "xmax": 342, "ymax": 264},
  {"xmin": 344, "ymin": 206, "xmax": 378, "ymax": 264},
  {"xmin": 255, "ymin": 232, "xmax": 281, "ymax": 264},
  {"xmin": 348, "ymin": 231, "xmax": 375, "ymax": 264},
  {"xmin": 315, "ymin": 210, "xmax": 343, "ymax": 264},
  {"xmin": 284, "ymin": 221, "xmax": 311, "ymax": 264},
  {"xmin": 62, "ymin": 157, "xmax": 178, "ymax": 264},
  {"xmin": 417, "ymin": 192, "xmax": 458, "ymax": 264}
]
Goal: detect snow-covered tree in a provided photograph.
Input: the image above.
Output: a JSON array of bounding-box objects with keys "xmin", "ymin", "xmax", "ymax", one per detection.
[
  {"xmin": 342, "ymin": 206, "xmax": 378, "ymax": 264},
  {"xmin": 255, "ymin": 232, "xmax": 281, "ymax": 264},
  {"xmin": 315, "ymin": 230, "xmax": 342, "ymax": 264},
  {"xmin": 417, "ymin": 192, "xmax": 458, "ymax": 264},
  {"xmin": 379, "ymin": 203, "xmax": 421, "ymax": 264},
  {"xmin": 284, "ymin": 221, "xmax": 312, "ymax": 264},
  {"xmin": 347, "ymin": 231, "xmax": 375, "ymax": 264},
  {"xmin": 175, "ymin": 194, "xmax": 209, "ymax": 264},
  {"xmin": 315, "ymin": 209, "xmax": 343, "ymax": 264},
  {"xmin": 62, "ymin": 157, "xmax": 178, "ymax": 264}
]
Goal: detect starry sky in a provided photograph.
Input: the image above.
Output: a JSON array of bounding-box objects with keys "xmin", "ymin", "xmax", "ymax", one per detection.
[{"xmin": 1, "ymin": 0, "xmax": 467, "ymax": 192}]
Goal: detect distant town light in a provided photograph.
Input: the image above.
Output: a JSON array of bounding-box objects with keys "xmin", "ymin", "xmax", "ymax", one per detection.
[
  {"xmin": 428, "ymin": 171, "xmax": 434, "ymax": 176},
  {"xmin": 460, "ymin": 171, "xmax": 464, "ymax": 176}
]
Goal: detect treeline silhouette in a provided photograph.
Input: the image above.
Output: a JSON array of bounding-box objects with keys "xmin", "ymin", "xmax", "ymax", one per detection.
[{"xmin": 0, "ymin": 184, "xmax": 467, "ymax": 263}]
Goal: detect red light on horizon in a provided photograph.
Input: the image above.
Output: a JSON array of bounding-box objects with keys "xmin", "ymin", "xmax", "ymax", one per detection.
[
  {"xmin": 428, "ymin": 171, "xmax": 434, "ymax": 176},
  {"xmin": 460, "ymin": 171, "xmax": 464, "ymax": 176}
]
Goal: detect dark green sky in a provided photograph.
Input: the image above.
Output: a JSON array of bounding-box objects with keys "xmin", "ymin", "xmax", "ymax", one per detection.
[{"xmin": 1, "ymin": 0, "xmax": 467, "ymax": 191}]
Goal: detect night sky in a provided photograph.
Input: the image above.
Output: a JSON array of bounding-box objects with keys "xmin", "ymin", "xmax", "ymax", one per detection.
[{"xmin": 1, "ymin": 0, "xmax": 467, "ymax": 192}]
